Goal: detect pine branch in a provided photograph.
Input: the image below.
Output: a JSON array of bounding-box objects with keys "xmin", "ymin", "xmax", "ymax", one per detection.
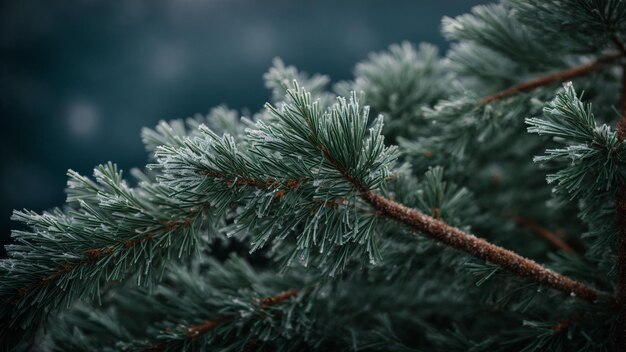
[
  {"xmin": 8, "ymin": 208, "xmax": 201, "ymax": 304},
  {"xmin": 480, "ymin": 52, "xmax": 622, "ymax": 104},
  {"xmin": 1, "ymin": 164, "xmax": 212, "ymax": 338},
  {"xmin": 7, "ymin": 3, "xmax": 626, "ymax": 349},
  {"xmin": 186, "ymin": 289, "xmax": 300, "ymax": 337},
  {"xmin": 143, "ymin": 289, "xmax": 300, "ymax": 352},
  {"xmin": 287, "ymin": 88, "xmax": 602, "ymax": 303},
  {"xmin": 4, "ymin": 169, "xmax": 301, "ymax": 320},
  {"xmin": 527, "ymin": 78, "xmax": 626, "ymax": 349}
]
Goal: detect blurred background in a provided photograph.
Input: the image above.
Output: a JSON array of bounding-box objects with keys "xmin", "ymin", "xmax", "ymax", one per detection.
[{"xmin": 0, "ymin": 0, "xmax": 484, "ymax": 253}]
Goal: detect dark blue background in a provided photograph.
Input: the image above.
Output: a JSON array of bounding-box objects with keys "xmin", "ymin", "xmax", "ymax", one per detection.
[{"xmin": 0, "ymin": 0, "xmax": 485, "ymax": 252}]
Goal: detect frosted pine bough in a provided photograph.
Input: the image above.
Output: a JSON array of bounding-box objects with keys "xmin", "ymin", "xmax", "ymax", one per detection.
[{"xmin": 3, "ymin": 1, "xmax": 626, "ymax": 351}]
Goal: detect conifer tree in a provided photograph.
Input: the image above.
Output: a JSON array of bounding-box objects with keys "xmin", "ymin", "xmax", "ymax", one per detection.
[{"xmin": 3, "ymin": 1, "xmax": 626, "ymax": 351}]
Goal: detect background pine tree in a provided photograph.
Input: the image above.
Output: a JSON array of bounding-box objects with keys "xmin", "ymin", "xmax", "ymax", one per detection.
[{"xmin": 3, "ymin": 1, "xmax": 626, "ymax": 350}]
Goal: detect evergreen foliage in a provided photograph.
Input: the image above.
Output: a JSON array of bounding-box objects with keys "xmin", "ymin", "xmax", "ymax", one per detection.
[{"xmin": 3, "ymin": 1, "xmax": 626, "ymax": 350}]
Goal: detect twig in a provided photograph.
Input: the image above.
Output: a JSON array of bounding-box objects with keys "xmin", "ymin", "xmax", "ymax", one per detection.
[
  {"xmin": 185, "ymin": 290, "xmax": 299, "ymax": 338},
  {"xmin": 145, "ymin": 289, "xmax": 300, "ymax": 352},
  {"xmin": 513, "ymin": 216, "xmax": 576, "ymax": 254},
  {"xmin": 480, "ymin": 52, "xmax": 622, "ymax": 105}
]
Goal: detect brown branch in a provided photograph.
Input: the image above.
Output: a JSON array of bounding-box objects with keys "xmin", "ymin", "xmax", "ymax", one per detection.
[
  {"xmin": 257, "ymin": 289, "xmax": 299, "ymax": 308},
  {"xmin": 361, "ymin": 191, "xmax": 600, "ymax": 302},
  {"xmin": 145, "ymin": 289, "xmax": 300, "ymax": 352},
  {"xmin": 9, "ymin": 170, "xmax": 302, "ymax": 306},
  {"xmin": 480, "ymin": 52, "xmax": 622, "ymax": 105},
  {"xmin": 186, "ymin": 289, "xmax": 299, "ymax": 336},
  {"xmin": 513, "ymin": 216, "xmax": 576, "ymax": 254}
]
